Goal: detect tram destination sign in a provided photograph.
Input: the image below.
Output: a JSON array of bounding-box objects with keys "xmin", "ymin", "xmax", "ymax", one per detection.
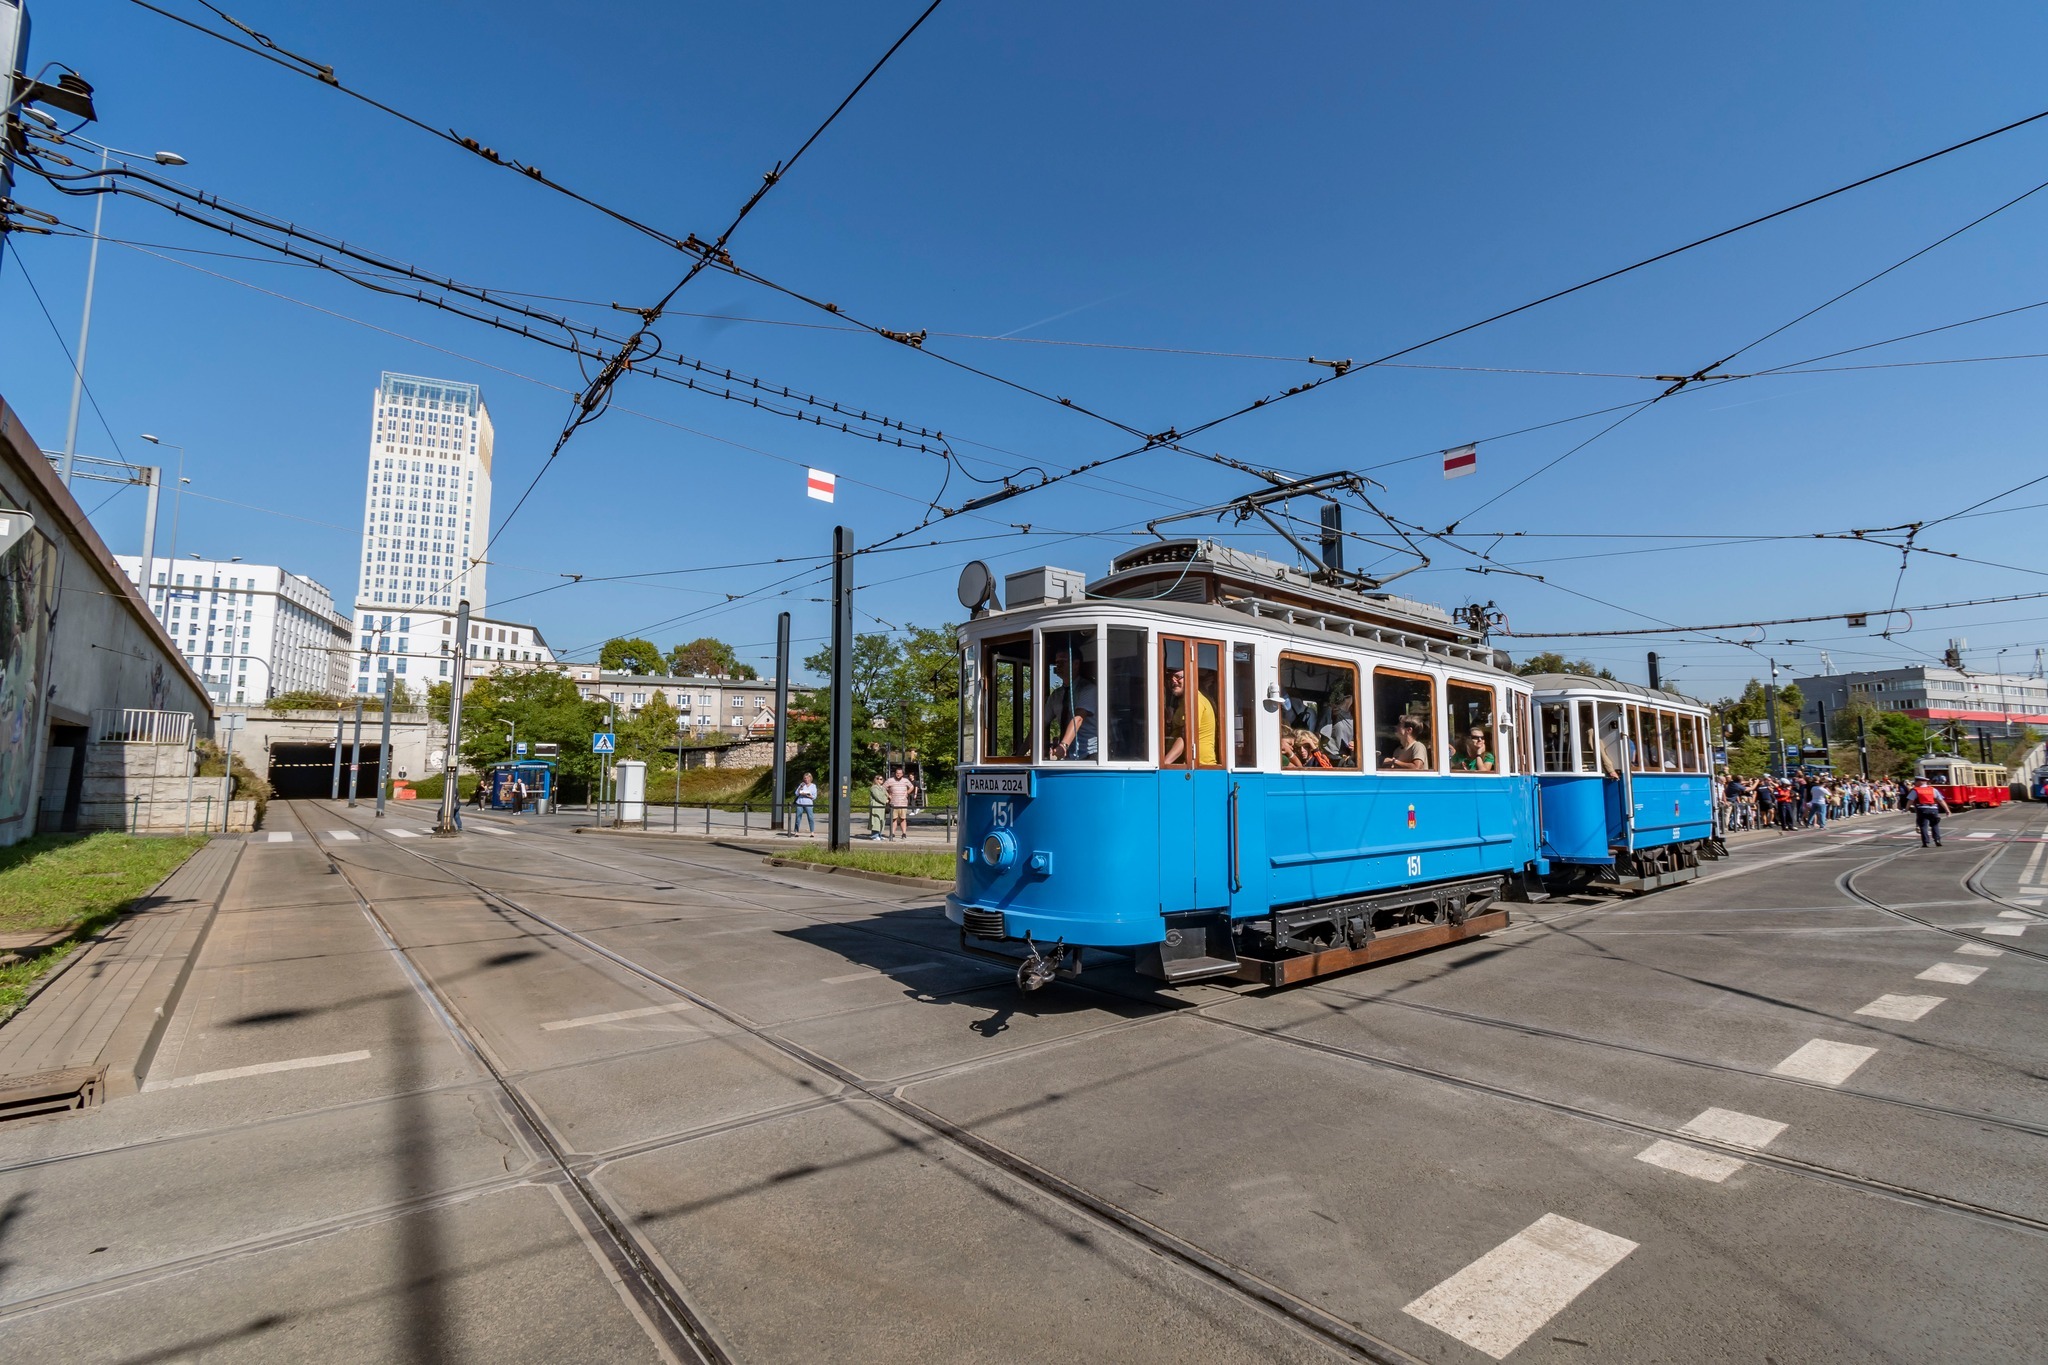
[{"xmin": 963, "ymin": 769, "xmax": 1036, "ymax": 798}]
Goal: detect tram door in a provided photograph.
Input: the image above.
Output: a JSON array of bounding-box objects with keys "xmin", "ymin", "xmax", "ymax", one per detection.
[{"xmin": 1157, "ymin": 636, "xmax": 1230, "ymax": 911}]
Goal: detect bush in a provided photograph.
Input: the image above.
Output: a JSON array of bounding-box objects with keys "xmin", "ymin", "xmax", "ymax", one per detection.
[
  {"xmin": 196, "ymin": 739, "xmax": 271, "ymax": 827},
  {"xmin": 266, "ymin": 690, "xmax": 349, "ymax": 713}
]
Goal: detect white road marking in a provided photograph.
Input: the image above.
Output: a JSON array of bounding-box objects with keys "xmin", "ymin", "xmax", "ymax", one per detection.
[
  {"xmin": 389, "ymin": 829, "xmax": 421, "ymax": 839},
  {"xmin": 540, "ymin": 1003, "xmax": 695, "ymax": 1031},
  {"xmin": 2023, "ymin": 839, "xmax": 2048, "ymax": 883},
  {"xmin": 2014, "ymin": 897, "xmax": 2043, "ymax": 907},
  {"xmin": 469, "ymin": 823, "xmax": 506, "ymax": 835},
  {"xmin": 1982, "ymin": 924, "xmax": 2026, "ymax": 937},
  {"xmin": 261, "ymin": 832, "xmax": 293, "ymax": 843},
  {"xmin": 1771, "ymin": 1039, "xmax": 1878, "ymax": 1086},
  {"xmin": 326, "ymin": 830, "xmax": 361, "ymax": 842},
  {"xmin": 1917, "ymin": 962, "xmax": 1988, "ymax": 985},
  {"xmin": 1956, "ymin": 943, "xmax": 2005, "ymax": 957},
  {"xmin": 1402, "ymin": 1213, "xmax": 1638, "ymax": 1360},
  {"xmin": 1997, "ymin": 910, "xmax": 2032, "ymax": 920},
  {"xmin": 146, "ymin": 1050, "xmax": 372, "ymax": 1090},
  {"xmin": 1855, "ymin": 993, "xmax": 1945, "ymax": 1022},
  {"xmin": 821, "ymin": 962, "xmax": 948, "ymax": 984},
  {"xmin": 1966, "ymin": 831, "xmax": 1999, "ymax": 840},
  {"xmin": 1678, "ymin": 1107, "xmax": 1787, "ymax": 1149},
  {"xmin": 1635, "ymin": 1140, "xmax": 1745, "ymax": 1183}
]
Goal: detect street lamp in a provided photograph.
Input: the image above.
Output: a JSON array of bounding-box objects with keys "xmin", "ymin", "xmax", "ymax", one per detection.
[
  {"xmin": 499, "ymin": 717, "xmax": 515, "ymax": 762},
  {"xmin": 138, "ymin": 434, "xmax": 185, "ymax": 573},
  {"xmin": 59, "ymin": 141, "xmax": 188, "ymax": 488}
]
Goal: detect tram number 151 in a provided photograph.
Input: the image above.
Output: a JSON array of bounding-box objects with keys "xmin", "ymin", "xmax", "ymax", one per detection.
[
  {"xmin": 991, "ymin": 801, "xmax": 1013, "ymax": 830},
  {"xmin": 1406, "ymin": 855, "xmax": 1421, "ymax": 876}
]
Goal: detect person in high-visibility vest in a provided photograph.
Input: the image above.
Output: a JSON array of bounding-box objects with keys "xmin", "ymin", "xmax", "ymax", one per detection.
[{"xmin": 1909, "ymin": 778, "xmax": 1951, "ymax": 848}]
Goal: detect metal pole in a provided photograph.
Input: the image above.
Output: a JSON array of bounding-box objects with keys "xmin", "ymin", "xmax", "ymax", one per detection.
[
  {"xmin": 220, "ymin": 717, "xmax": 238, "ymax": 832},
  {"xmin": 330, "ymin": 712, "xmax": 345, "ymax": 799},
  {"xmin": 167, "ymin": 446, "xmax": 185, "ymax": 567},
  {"xmin": 139, "ymin": 468, "xmax": 159, "ymax": 578},
  {"xmin": 1857, "ymin": 713, "xmax": 1869, "ymax": 780},
  {"xmin": 0, "ymin": 1, "xmax": 27, "ymax": 279},
  {"xmin": 437, "ymin": 599, "xmax": 471, "ymax": 834},
  {"xmin": 1764, "ymin": 658, "xmax": 1782, "ymax": 778},
  {"xmin": 829, "ymin": 525, "xmax": 854, "ymax": 851},
  {"xmin": 772, "ymin": 610, "xmax": 790, "ymax": 830},
  {"xmin": 347, "ymin": 698, "xmax": 363, "ymax": 806},
  {"xmin": 58, "ymin": 148, "xmax": 108, "ymax": 489},
  {"xmin": 375, "ymin": 682, "xmax": 393, "ymax": 817}
]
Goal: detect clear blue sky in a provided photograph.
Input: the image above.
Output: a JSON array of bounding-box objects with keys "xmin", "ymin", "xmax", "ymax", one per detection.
[{"xmin": 8, "ymin": 0, "xmax": 2048, "ymax": 696}]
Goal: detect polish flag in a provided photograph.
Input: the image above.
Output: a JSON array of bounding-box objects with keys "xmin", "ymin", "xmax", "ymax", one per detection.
[
  {"xmin": 806, "ymin": 468, "xmax": 836, "ymax": 502},
  {"xmin": 1442, "ymin": 444, "xmax": 1477, "ymax": 479}
]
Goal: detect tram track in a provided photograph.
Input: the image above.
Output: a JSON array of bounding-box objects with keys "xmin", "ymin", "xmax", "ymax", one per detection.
[
  {"xmin": 1838, "ymin": 817, "xmax": 2048, "ymax": 967},
  {"xmin": 333, "ymin": 805, "xmax": 2048, "ymax": 1253}
]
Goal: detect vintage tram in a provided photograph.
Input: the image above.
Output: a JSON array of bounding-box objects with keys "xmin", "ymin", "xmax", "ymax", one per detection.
[
  {"xmin": 1527, "ymin": 677, "xmax": 1720, "ymax": 892},
  {"xmin": 1915, "ymin": 756, "xmax": 2010, "ymax": 810},
  {"xmin": 947, "ymin": 541, "xmax": 1546, "ymax": 991}
]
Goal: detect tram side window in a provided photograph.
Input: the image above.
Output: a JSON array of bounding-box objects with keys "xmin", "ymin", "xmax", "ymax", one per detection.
[
  {"xmin": 982, "ymin": 637, "xmax": 1032, "ymax": 762},
  {"xmin": 1594, "ymin": 702, "xmax": 1627, "ymax": 775},
  {"xmin": 1279, "ymin": 654, "xmax": 1360, "ymax": 770},
  {"xmin": 1105, "ymin": 627, "xmax": 1148, "ymax": 762},
  {"xmin": 1630, "ymin": 706, "xmax": 1656, "ymax": 772},
  {"xmin": 1539, "ymin": 703, "xmax": 1570, "ymax": 772},
  {"xmin": 1658, "ymin": 711, "xmax": 1681, "ymax": 771},
  {"xmin": 1447, "ymin": 681, "xmax": 1499, "ymax": 772},
  {"xmin": 1041, "ymin": 629, "xmax": 1098, "ymax": 763},
  {"xmin": 1677, "ymin": 713, "xmax": 1701, "ymax": 772},
  {"xmin": 1576, "ymin": 700, "xmax": 1600, "ymax": 774},
  {"xmin": 1232, "ymin": 643, "xmax": 1258, "ymax": 768},
  {"xmin": 958, "ymin": 646, "xmax": 977, "ymax": 764},
  {"xmin": 1511, "ymin": 692, "xmax": 1532, "ymax": 774},
  {"xmin": 1159, "ymin": 637, "xmax": 1223, "ymax": 768},
  {"xmin": 1374, "ymin": 669, "xmax": 1436, "ymax": 772}
]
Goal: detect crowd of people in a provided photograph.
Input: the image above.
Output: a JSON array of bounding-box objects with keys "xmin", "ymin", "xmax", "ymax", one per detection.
[{"xmin": 1717, "ymin": 772, "xmax": 1910, "ymax": 834}]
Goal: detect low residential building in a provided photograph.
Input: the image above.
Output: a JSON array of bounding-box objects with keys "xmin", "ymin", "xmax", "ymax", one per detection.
[
  {"xmin": 119, "ymin": 555, "xmax": 351, "ymax": 704},
  {"xmin": 561, "ymin": 667, "xmax": 781, "ymax": 738},
  {"xmin": 1796, "ymin": 665, "xmax": 2048, "ymax": 739}
]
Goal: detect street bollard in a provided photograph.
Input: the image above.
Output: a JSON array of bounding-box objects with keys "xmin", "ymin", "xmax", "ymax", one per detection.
[
  {"xmin": 743, "ymin": 803, "xmax": 749, "ymax": 836},
  {"xmin": 672, "ymin": 802, "xmax": 678, "ymax": 833},
  {"xmin": 131, "ymin": 795, "xmax": 140, "ymax": 833},
  {"xmin": 704, "ymin": 804, "xmax": 711, "ymax": 835}
]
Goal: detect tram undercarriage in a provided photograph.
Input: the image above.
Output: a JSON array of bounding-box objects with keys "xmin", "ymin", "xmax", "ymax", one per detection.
[
  {"xmin": 1548, "ymin": 837, "xmax": 1726, "ymax": 895},
  {"xmin": 958, "ymin": 873, "xmax": 1520, "ymax": 993}
]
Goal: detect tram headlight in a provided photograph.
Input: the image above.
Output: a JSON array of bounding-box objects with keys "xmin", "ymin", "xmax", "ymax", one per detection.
[{"xmin": 980, "ymin": 829, "xmax": 1018, "ymax": 870}]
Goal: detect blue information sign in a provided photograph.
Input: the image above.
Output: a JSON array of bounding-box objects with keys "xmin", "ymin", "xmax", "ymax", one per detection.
[
  {"xmin": 592, "ymin": 732, "xmax": 616, "ymax": 754},
  {"xmin": 516, "ymin": 741, "xmax": 529, "ymax": 756}
]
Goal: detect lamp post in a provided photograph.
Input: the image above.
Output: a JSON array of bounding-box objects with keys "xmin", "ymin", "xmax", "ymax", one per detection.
[
  {"xmin": 499, "ymin": 717, "xmax": 515, "ymax": 762},
  {"xmin": 59, "ymin": 143, "xmax": 187, "ymax": 488},
  {"xmin": 138, "ymin": 434, "xmax": 186, "ymax": 572}
]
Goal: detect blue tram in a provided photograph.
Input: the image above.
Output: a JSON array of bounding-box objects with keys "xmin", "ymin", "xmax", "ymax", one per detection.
[
  {"xmin": 1527, "ymin": 677, "xmax": 1720, "ymax": 892},
  {"xmin": 947, "ymin": 542, "xmax": 1545, "ymax": 990}
]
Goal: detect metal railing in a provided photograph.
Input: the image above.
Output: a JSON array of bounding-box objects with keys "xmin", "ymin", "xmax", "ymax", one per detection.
[{"xmin": 93, "ymin": 708, "xmax": 195, "ymax": 746}]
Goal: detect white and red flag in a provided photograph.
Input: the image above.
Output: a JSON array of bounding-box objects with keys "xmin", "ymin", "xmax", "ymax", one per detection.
[
  {"xmin": 1442, "ymin": 444, "xmax": 1477, "ymax": 479},
  {"xmin": 806, "ymin": 468, "xmax": 836, "ymax": 502}
]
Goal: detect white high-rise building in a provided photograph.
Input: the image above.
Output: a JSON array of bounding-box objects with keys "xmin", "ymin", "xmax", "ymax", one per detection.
[
  {"xmin": 357, "ymin": 371, "xmax": 493, "ymax": 614},
  {"xmin": 118, "ymin": 555, "xmax": 352, "ymax": 704}
]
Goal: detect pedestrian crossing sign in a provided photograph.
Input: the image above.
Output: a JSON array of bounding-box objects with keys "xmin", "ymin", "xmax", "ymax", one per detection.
[{"xmin": 592, "ymin": 732, "xmax": 616, "ymax": 754}]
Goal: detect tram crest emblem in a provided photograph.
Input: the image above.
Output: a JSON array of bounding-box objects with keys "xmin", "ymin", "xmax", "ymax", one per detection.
[
  {"xmin": 1406, "ymin": 804, "xmax": 1416, "ymax": 829},
  {"xmin": 1674, "ymin": 799, "xmax": 1681, "ymax": 818}
]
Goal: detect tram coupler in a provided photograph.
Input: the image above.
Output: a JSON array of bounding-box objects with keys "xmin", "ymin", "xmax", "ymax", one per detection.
[{"xmin": 1016, "ymin": 934, "xmax": 1080, "ymax": 993}]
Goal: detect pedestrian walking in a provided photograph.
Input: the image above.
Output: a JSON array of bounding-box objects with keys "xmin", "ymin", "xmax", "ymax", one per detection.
[
  {"xmin": 793, "ymin": 772, "xmax": 817, "ymax": 834},
  {"xmin": 1910, "ymin": 777, "xmax": 1950, "ymax": 848},
  {"xmin": 883, "ymin": 765, "xmax": 914, "ymax": 840}
]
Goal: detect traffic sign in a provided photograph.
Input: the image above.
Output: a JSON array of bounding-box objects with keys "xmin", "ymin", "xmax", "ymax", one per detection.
[
  {"xmin": 515, "ymin": 741, "xmax": 528, "ymax": 756},
  {"xmin": 592, "ymin": 732, "xmax": 616, "ymax": 754}
]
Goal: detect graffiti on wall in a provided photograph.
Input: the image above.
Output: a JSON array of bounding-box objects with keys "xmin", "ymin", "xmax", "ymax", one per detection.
[{"xmin": 0, "ymin": 529, "xmax": 56, "ymax": 824}]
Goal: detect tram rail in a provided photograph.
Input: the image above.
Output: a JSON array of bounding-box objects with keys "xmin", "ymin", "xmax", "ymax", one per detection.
[{"xmin": 322, "ymin": 803, "xmax": 2048, "ymax": 1255}]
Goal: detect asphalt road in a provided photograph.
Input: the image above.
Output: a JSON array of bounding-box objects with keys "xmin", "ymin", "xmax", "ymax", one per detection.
[{"xmin": 0, "ymin": 798, "xmax": 2040, "ymax": 1362}]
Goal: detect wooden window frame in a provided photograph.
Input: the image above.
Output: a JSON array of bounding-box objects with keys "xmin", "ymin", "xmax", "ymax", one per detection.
[
  {"xmin": 978, "ymin": 633, "xmax": 1035, "ymax": 766},
  {"xmin": 1279, "ymin": 651, "xmax": 1362, "ymax": 772},
  {"xmin": 1446, "ymin": 678, "xmax": 1504, "ymax": 776},
  {"xmin": 1373, "ymin": 665, "xmax": 1439, "ymax": 774},
  {"xmin": 1158, "ymin": 634, "xmax": 1227, "ymax": 769}
]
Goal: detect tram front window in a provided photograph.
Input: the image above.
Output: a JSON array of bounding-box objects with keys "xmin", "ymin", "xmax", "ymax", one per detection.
[
  {"xmin": 982, "ymin": 636, "xmax": 1032, "ymax": 762},
  {"xmin": 1160, "ymin": 637, "xmax": 1223, "ymax": 768},
  {"xmin": 1105, "ymin": 627, "xmax": 1147, "ymax": 762},
  {"xmin": 1539, "ymin": 703, "xmax": 1570, "ymax": 772},
  {"xmin": 1448, "ymin": 681, "xmax": 1498, "ymax": 772},
  {"xmin": 1041, "ymin": 628, "xmax": 1098, "ymax": 762},
  {"xmin": 1374, "ymin": 669, "xmax": 1436, "ymax": 772},
  {"xmin": 1280, "ymin": 654, "xmax": 1360, "ymax": 770}
]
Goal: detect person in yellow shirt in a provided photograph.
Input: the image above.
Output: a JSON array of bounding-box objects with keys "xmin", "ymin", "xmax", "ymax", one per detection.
[{"xmin": 1162, "ymin": 666, "xmax": 1218, "ymax": 765}]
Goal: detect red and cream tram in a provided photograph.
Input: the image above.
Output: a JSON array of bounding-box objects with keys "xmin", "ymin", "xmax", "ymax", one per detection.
[{"xmin": 1914, "ymin": 757, "xmax": 2010, "ymax": 810}]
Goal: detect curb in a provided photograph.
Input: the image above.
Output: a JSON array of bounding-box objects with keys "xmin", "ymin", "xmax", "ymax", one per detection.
[{"xmin": 107, "ymin": 839, "xmax": 246, "ymax": 1098}]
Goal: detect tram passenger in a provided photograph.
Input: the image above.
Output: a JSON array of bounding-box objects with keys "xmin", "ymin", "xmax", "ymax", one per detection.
[
  {"xmin": 1318, "ymin": 695, "xmax": 1356, "ymax": 765},
  {"xmin": 1161, "ymin": 666, "xmax": 1218, "ymax": 766},
  {"xmin": 1382, "ymin": 716, "xmax": 1431, "ymax": 771},
  {"xmin": 1298, "ymin": 729, "xmax": 1335, "ymax": 769},
  {"xmin": 1451, "ymin": 727, "xmax": 1496, "ymax": 772}
]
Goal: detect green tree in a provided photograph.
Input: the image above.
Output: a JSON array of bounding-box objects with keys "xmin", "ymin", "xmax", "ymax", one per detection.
[
  {"xmin": 426, "ymin": 680, "xmax": 452, "ymax": 725},
  {"xmin": 599, "ymin": 637, "xmax": 662, "ymax": 674},
  {"xmin": 457, "ymin": 669, "xmax": 607, "ymax": 799},
  {"xmin": 620, "ymin": 691, "xmax": 684, "ymax": 764},
  {"xmin": 666, "ymin": 637, "xmax": 757, "ymax": 679},
  {"xmin": 792, "ymin": 624, "xmax": 961, "ymax": 790},
  {"xmin": 1514, "ymin": 652, "xmax": 1617, "ymax": 680}
]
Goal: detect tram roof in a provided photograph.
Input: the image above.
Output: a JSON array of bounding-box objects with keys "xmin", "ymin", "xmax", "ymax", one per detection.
[{"xmin": 1522, "ymin": 673, "xmax": 1708, "ymax": 710}]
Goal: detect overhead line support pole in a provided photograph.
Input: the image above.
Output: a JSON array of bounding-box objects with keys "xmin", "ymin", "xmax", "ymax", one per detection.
[
  {"xmin": 437, "ymin": 599, "xmax": 471, "ymax": 835},
  {"xmin": 830, "ymin": 526, "xmax": 853, "ymax": 851},
  {"xmin": 772, "ymin": 610, "xmax": 790, "ymax": 831}
]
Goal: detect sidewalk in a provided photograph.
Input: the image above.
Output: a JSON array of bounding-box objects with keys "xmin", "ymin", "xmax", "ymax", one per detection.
[{"xmin": 0, "ymin": 838, "xmax": 241, "ymax": 1117}]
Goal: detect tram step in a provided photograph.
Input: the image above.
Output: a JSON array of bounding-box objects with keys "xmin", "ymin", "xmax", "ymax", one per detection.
[{"xmin": 1157, "ymin": 954, "xmax": 1243, "ymax": 983}]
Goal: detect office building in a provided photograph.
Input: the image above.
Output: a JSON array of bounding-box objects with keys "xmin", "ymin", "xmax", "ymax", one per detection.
[
  {"xmin": 119, "ymin": 555, "xmax": 352, "ymax": 704},
  {"xmin": 357, "ymin": 371, "xmax": 492, "ymax": 614},
  {"xmin": 353, "ymin": 610, "xmax": 556, "ymax": 695},
  {"xmin": 1796, "ymin": 664, "xmax": 2048, "ymax": 740}
]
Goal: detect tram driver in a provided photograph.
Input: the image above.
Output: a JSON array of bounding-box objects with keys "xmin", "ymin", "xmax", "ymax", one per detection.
[
  {"xmin": 1381, "ymin": 716, "xmax": 1431, "ymax": 771},
  {"xmin": 1162, "ymin": 666, "xmax": 1218, "ymax": 766},
  {"xmin": 1047, "ymin": 648, "xmax": 1098, "ymax": 761}
]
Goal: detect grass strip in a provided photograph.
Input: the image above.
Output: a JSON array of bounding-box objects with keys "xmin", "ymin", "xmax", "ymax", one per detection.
[{"xmin": 771, "ymin": 845, "xmax": 957, "ymax": 882}]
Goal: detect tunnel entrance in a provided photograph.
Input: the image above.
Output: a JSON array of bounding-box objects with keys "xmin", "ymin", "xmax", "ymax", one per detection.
[{"xmin": 268, "ymin": 743, "xmax": 382, "ymax": 800}]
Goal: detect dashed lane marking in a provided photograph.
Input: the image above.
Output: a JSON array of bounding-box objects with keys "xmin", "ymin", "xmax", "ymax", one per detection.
[
  {"xmin": 1956, "ymin": 943, "xmax": 2005, "ymax": 957},
  {"xmin": 1966, "ymin": 831, "xmax": 1999, "ymax": 840},
  {"xmin": 1997, "ymin": 910, "xmax": 2033, "ymax": 920},
  {"xmin": 1634, "ymin": 1140, "xmax": 1744, "ymax": 1183},
  {"xmin": 145, "ymin": 1050, "xmax": 372, "ymax": 1090},
  {"xmin": 1855, "ymin": 993, "xmax": 1946, "ymax": 1022},
  {"xmin": 263, "ymin": 832, "xmax": 292, "ymax": 843},
  {"xmin": 540, "ymin": 1003, "xmax": 695, "ymax": 1031},
  {"xmin": 821, "ymin": 962, "xmax": 949, "ymax": 984},
  {"xmin": 1678, "ymin": 1107, "xmax": 1788, "ymax": 1149},
  {"xmin": 1402, "ymin": 1213, "xmax": 1638, "ymax": 1360},
  {"xmin": 1772, "ymin": 1039, "xmax": 1878, "ymax": 1086},
  {"xmin": 1917, "ymin": 962, "xmax": 1989, "ymax": 985},
  {"xmin": 1982, "ymin": 924, "xmax": 2027, "ymax": 937},
  {"xmin": 468, "ymin": 823, "xmax": 507, "ymax": 835},
  {"xmin": 389, "ymin": 829, "xmax": 421, "ymax": 839},
  {"xmin": 326, "ymin": 830, "xmax": 361, "ymax": 842}
]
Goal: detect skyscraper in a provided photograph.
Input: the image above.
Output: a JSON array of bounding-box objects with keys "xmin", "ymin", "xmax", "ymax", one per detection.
[{"xmin": 357, "ymin": 371, "xmax": 493, "ymax": 614}]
